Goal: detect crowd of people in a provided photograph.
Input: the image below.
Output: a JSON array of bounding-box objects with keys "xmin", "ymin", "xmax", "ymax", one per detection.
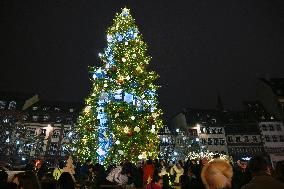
[{"xmin": 0, "ymin": 155, "xmax": 284, "ymax": 189}]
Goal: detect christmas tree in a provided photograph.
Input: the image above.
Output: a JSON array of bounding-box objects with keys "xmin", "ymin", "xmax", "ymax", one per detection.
[{"xmin": 75, "ymin": 8, "xmax": 163, "ymax": 165}]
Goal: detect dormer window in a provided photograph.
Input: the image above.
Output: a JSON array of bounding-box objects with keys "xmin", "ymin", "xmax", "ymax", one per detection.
[
  {"xmin": 43, "ymin": 115, "xmax": 50, "ymax": 121},
  {"xmin": 8, "ymin": 101, "xmax": 16, "ymax": 110},
  {"xmin": 0, "ymin": 101, "xmax": 6, "ymax": 109},
  {"xmin": 32, "ymin": 115, "xmax": 39, "ymax": 121}
]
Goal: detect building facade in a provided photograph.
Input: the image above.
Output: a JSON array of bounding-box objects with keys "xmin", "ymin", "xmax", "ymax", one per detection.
[
  {"xmin": 244, "ymin": 100, "xmax": 284, "ymax": 165},
  {"xmin": 21, "ymin": 101, "xmax": 82, "ymax": 160},
  {"xmin": 0, "ymin": 92, "xmax": 83, "ymax": 163},
  {"xmin": 0, "ymin": 92, "xmax": 37, "ymax": 163},
  {"xmin": 182, "ymin": 109, "xmax": 228, "ymax": 155}
]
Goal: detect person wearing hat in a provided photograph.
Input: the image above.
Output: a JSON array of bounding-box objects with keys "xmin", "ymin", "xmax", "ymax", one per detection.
[{"xmin": 201, "ymin": 159, "xmax": 233, "ymax": 189}]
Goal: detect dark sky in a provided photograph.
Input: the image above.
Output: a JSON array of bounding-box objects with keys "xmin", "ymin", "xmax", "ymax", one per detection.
[{"xmin": 1, "ymin": 0, "xmax": 284, "ymax": 119}]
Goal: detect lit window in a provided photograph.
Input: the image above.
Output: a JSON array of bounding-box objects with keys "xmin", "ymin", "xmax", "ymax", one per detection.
[
  {"xmin": 244, "ymin": 136, "xmax": 249, "ymax": 143},
  {"xmin": 56, "ymin": 116, "xmax": 61, "ymax": 123},
  {"xmin": 8, "ymin": 101, "xmax": 16, "ymax": 110},
  {"xmin": 227, "ymin": 136, "xmax": 233, "ymax": 143},
  {"xmin": 208, "ymin": 138, "xmax": 213, "ymax": 145},
  {"xmin": 3, "ymin": 117, "xmax": 9, "ymax": 123},
  {"xmin": 0, "ymin": 101, "xmax": 6, "ymax": 109},
  {"xmin": 272, "ymin": 135, "xmax": 278, "ymax": 142},
  {"xmin": 52, "ymin": 130, "xmax": 60, "ymax": 138},
  {"xmin": 236, "ymin": 136, "xmax": 241, "ymax": 143},
  {"xmin": 32, "ymin": 115, "xmax": 39, "ymax": 121},
  {"xmin": 265, "ymin": 135, "xmax": 271, "ymax": 142},
  {"xmin": 23, "ymin": 114, "xmax": 28, "ymax": 121},
  {"xmin": 252, "ymin": 136, "xmax": 258, "ymax": 143},
  {"xmin": 43, "ymin": 115, "xmax": 50, "ymax": 121}
]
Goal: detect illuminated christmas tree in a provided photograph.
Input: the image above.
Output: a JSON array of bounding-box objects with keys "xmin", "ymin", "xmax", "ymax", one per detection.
[{"xmin": 75, "ymin": 8, "xmax": 163, "ymax": 165}]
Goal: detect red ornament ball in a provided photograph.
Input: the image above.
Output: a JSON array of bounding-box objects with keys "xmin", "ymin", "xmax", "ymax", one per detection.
[{"xmin": 128, "ymin": 131, "xmax": 133, "ymax": 136}]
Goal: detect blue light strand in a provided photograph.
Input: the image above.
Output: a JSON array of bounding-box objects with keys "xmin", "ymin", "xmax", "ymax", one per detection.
[{"xmin": 94, "ymin": 25, "xmax": 156, "ymax": 164}]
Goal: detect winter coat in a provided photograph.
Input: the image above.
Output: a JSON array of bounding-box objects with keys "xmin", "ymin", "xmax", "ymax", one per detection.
[
  {"xmin": 143, "ymin": 164, "xmax": 155, "ymax": 184},
  {"xmin": 170, "ymin": 165, "xmax": 184, "ymax": 184},
  {"xmin": 158, "ymin": 166, "xmax": 168, "ymax": 177},
  {"xmin": 106, "ymin": 166, "xmax": 128, "ymax": 185},
  {"xmin": 53, "ymin": 167, "xmax": 64, "ymax": 180},
  {"xmin": 241, "ymin": 174, "xmax": 284, "ymax": 189}
]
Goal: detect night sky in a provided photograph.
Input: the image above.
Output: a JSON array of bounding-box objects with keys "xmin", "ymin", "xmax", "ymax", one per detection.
[{"xmin": 1, "ymin": 0, "xmax": 284, "ymax": 119}]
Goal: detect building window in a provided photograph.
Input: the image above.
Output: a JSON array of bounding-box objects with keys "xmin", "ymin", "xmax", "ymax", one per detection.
[
  {"xmin": 0, "ymin": 101, "xmax": 6, "ymax": 109},
  {"xmin": 200, "ymin": 127, "xmax": 205, "ymax": 134},
  {"xmin": 219, "ymin": 139, "xmax": 225, "ymax": 145},
  {"xmin": 276, "ymin": 124, "xmax": 282, "ymax": 131},
  {"xmin": 236, "ymin": 136, "xmax": 241, "ymax": 143},
  {"xmin": 66, "ymin": 117, "xmax": 73, "ymax": 124},
  {"xmin": 244, "ymin": 136, "xmax": 249, "ymax": 143},
  {"xmin": 279, "ymin": 135, "xmax": 284, "ymax": 142},
  {"xmin": 227, "ymin": 136, "xmax": 233, "ymax": 143},
  {"xmin": 32, "ymin": 115, "xmax": 39, "ymax": 122},
  {"xmin": 208, "ymin": 138, "xmax": 213, "ymax": 145},
  {"xmin": 27, "ymin": 128, "xmax": 36, "ymax": 136},
  {"xmin": 40, "ymin": 129, "xmax": 46, "ymax": 136},
  {"xmin": 265, "ymin": 135, "xmax": 271, "ymax": 142},
  {"xmin": 201, "ymin": 138, "xmax": 207, "ymax": 145},
  {"xmin": 213, "ymin": 138, "xmax": 219, "ymax": 145},
  {"xmin": 23, "ymin": 114, "xmax": 29, "ymax": 121},
  {"xmin": 206, "ymin": 127, "xmax": 211, "ymax": 134},
  {"xmin": 43, "ymin": 115, "xmax": 50, "ymax": 122},
  {"xmin": 211, "ymin": 128, "xmax": 217, "ymax": 134},
  {"xmin": 262, "ymin": 124, "xmax": 267, "ymax": 131},
  {"xmin": 52, "ymin": 130, "xmax": 60, "ymax": 138},
  {"xmin": 272, "ymin": 135, "xmax": 278, "ymax": 142},
  {"xmin": 252, "ymin": 136, "xmax": 258, "ymax": 143},
  {"xmin": 32, "ymin": 106, "xmax": 38, "ymax": 111},
  {"xmin": 42, "ymin": 107, "xmax": 50, "ymax": 111},
  {"xmin": 8, "ymin": 101, "xmax": 17, "ymax": 110},
  {"xmin": 56, "ymin": 117, "xmax": 62, "ymax": 123},
  {"xmin": 269, "ymin": 125, "xmax": 274, "ymax": 131}
]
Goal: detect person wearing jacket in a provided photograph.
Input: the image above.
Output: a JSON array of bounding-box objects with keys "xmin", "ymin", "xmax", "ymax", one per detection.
[
  {"xmin": 170, "ymin": 160, "xmax": 184, "ymax": 185},
  {"xmin": 106, "ymin": 164, "xmax": 128, "ymax": 185},
  {"xmin": 241, "ymin": 156, "xmax": 284, "ymax": 189},
  {"xmin": 53, "ymin": 161, "xmax": 65, "ymax": 180},
  {"xmin": 143, "ymin": 159, "xmax": 155, "ymax": 185}
]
